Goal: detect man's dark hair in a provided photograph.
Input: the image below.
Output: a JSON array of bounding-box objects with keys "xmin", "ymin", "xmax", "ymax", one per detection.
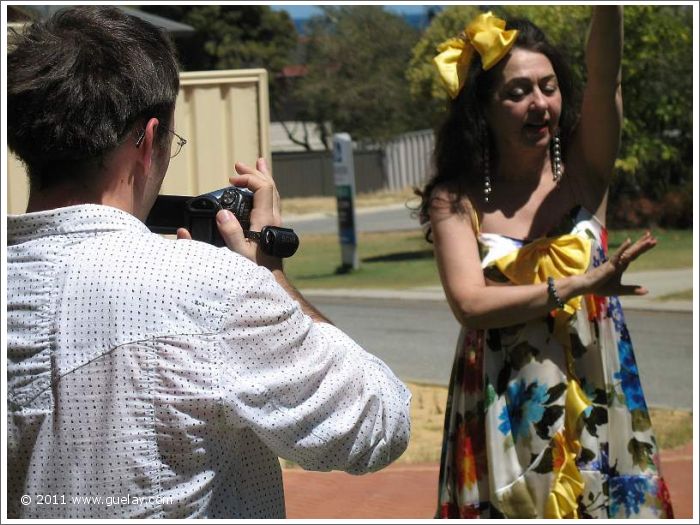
[{"xmin": 7, "ymin": 6, "xmax": 180, "ymax": 190}]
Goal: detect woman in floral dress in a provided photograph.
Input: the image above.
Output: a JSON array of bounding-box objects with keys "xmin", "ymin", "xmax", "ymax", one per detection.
[{"xmin": 417, "ymin": 6, "xmax": 674, "ymax": 519}]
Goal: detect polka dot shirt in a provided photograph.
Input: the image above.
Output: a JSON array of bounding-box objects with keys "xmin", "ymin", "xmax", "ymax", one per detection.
[{"xmin": 7, "ymin": 205, "xmax": 411, "ymax": 519}]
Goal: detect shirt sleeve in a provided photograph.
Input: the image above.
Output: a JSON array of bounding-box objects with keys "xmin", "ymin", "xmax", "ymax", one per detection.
[{"xmin": 214, "ymin": 264, "xmax": 412, "ymax": 474}]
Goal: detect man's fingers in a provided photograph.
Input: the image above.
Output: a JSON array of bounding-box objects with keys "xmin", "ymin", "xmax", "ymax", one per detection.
[
  {"xmin": 176, "ymin": 228, "xmax": 192, "ymax": 240},
  {"xmin": 234, "ymin": 159, "xmax": 272, "ymax": 181},
  {"xmin": 216, "ymin": 209, "xmax": 246, "ymax": 252},
  {"xmin": 229, "ymin": 158, "xmax": 281, "ymax": 230},
  {"xmin": 229, "ymin": 173, "xmax": 273, "ymax": 193}
]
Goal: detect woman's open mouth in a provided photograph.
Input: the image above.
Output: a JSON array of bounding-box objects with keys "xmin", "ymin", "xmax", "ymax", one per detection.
[{"xmin": 524, "ymin": 123, "xmax": 549, "ymax": 135}]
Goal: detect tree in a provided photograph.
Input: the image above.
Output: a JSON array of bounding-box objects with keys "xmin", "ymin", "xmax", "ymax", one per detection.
[
  {"xmin": 290, "ymin": 6, "xmax": 431, "ymax": 149},
  {"xmin": 139, "ymin": 6, "xmax": 304, "ymax": 149},
  {"xmin": 138, "ymin": 5, "xmax": 297, "ymax": 109},
  {"xmin": 406, "ymin": 5, "xmax": 482, "ymax": 128},
  {"xmin": 406, "ymin": 6, "xmax": 693, "ymax": 223},
  {"xmin": 614, "ymin": 5, "xmax": 693, "ymax": 197}
]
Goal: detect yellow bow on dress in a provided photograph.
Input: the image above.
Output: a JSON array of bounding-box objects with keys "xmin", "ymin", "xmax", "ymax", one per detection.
[
  {"xmin": 492, "ymin": 234, "xmax": 594, "ymax": 518},
  {"xmin": 434, "ymin": 11, "xmax": 519, "ymax": 98},
  {"xmin": 493, "ymin": 234, "xmax": 592, "ymax": 315}
]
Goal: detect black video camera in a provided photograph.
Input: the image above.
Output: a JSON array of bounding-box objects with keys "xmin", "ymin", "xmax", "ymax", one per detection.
[{"xmin": 146, "ymin": 187, "xmax": 299, "ymax": 258}]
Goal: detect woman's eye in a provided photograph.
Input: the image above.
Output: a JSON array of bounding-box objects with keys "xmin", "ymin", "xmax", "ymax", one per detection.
[
  {"xmin": 508, "ymin": 88, "xmax": 525, "ymax": 98},
  {"xmin": 542, "ymin": 84, "xmax": 558, "ymax": 94}
]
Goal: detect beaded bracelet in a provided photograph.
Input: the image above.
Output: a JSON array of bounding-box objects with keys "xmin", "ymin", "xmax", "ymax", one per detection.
[{"xmin": 547, "ymin": 276, "xmax": 565, "ymax": 310}]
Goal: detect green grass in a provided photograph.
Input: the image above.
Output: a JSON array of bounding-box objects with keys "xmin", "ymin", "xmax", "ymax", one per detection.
[
  {"xmin": 286, "ymin": 231, "xmax": 438, "ymax": 289},
  {"xmin": 659, "ymin": 289, "xmax": 694, "ymax": 301},
  {"xmin": 607, "ymin": 229, "xmax": 694, "ymax": 271},
  {"xmin": 286, "ymin": 229, "xmax": 692, "ymax": 290}
]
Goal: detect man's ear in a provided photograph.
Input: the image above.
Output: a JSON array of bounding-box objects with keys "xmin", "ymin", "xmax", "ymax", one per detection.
[{"xmin": 136, "ymin": 117, "xmax": 160, "ymax": 173}]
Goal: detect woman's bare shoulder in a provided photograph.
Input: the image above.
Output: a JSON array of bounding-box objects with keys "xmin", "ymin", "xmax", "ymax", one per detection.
[{"xmin": 429, "ymin": 181, "xmax": 476, "ymax": 215}]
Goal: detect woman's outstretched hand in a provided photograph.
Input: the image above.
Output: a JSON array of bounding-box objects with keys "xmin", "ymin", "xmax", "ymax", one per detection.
[{"xmin": 582, "ymin": 231, "xmax": 657, "ymax": 297}]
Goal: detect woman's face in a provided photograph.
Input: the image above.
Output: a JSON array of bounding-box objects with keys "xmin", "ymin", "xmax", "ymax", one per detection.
[{"xmin": 484, "ymin": 48, "xmax": 562, "ymax": 153}]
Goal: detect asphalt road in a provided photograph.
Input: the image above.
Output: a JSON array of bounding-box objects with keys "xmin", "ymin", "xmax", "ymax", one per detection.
[{"xmin": 308, "ymin": 295, "xmax": 693, "ymax": 411}]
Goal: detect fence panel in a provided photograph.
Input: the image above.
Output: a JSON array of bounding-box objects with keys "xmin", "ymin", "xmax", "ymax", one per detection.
[
  {"xmin": 384, "ymin": 129, "xmax": 434, "ymax": 191},
  {"xmin": 271, "ymin": 151, "xmax": 334, "ymax": 198},
  {"xmin": 271, "ymin": 149, "xmax": 385, "ymax": 198}
]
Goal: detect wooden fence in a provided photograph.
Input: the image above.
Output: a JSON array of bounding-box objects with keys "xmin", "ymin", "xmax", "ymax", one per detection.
[
  {"xmin": 271, "ymin": 129, "xmax": 435, "ymax": 198},
  {"xmin": 271, "ymin": 150, "xmax": 385, "ymax": 198}
]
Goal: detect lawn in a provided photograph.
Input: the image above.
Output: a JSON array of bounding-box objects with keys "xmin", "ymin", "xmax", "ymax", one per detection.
[{"xmin": 285, "ymin": 228, "xmax": 693, "ymax": 290}]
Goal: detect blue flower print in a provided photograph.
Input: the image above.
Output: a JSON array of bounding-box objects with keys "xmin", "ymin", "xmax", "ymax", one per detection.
[
  {"xmin": 581, "ymin": 380, "xmax": 597, "ymax": 417},
  {"xmin": 607, "ymin": 297, "xmax": 631, "ymax": 342},
  {"xmin": 588, "ymin": 442, "xmax": 610, "ymax": 474},
  {"xmin": 497, "ymin": 379, "xmax": 548, "ymax": 442},
  {"xmin": 497, "ymin": 405, "xmax": 511, "ymax": 436},
  {"xmin": 609, "ymin": 476, "xmax": 649, "ymax": 517},
  {"xmin": 614, "ymin": 340, "xmax": 647, "ymax": 412},
  {"xmin": 592, "ymin": 244, "xmax": 607, "ymax": 268}
]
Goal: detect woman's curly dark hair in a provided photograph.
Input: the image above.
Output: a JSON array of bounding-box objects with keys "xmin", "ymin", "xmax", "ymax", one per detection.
[{"xmin": 416, "ymin": 17, "xmax": 579, "ymax": 241}]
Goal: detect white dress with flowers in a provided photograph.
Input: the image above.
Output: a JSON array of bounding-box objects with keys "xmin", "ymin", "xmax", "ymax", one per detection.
[{"xmin": 436, "ymin": 206, "xmax": 674, "ymax": 519}]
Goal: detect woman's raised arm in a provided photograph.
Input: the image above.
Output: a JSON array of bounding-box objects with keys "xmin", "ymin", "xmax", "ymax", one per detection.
[{"xmin": 569, "ymin": 6, "xmax": 623, "ymax": 205}]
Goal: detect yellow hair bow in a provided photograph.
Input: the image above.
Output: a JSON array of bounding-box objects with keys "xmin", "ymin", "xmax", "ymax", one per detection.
[{"xmin": 434, "ymin": 11, "xmax": 519, "ymax": 99}]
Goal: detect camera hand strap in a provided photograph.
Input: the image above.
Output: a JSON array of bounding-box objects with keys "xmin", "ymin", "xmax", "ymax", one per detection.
[{"xmin": 244, "ymin": 226, "xmax": 299, "ymax": 258}]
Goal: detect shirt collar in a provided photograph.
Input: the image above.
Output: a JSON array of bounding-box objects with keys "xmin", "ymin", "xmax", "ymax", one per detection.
[{"xmin": 7, "ymin": 204, "xmax": 150, "ymax": 244}]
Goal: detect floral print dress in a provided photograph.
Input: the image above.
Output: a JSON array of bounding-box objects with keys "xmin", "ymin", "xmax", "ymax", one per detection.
[{"xmin": 437, "ymin": 206, "xmax": 674, "ymax": 519}]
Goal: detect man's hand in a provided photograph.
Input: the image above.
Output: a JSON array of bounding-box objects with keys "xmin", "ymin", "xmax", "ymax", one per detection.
[
  {"xmin": 218, "ymin": 158, "xmax": 283, "ymax": 270},
  {"xmin": 176, "ymin": 158, "xmax": 282, "ymax": 270},
  {"xmin": 230, "ymin": 157, "xmax": 282, "ymax": 231},
  {"xmin": 178, "ymin": 158, "xmax": 330, "ymax": 323}
]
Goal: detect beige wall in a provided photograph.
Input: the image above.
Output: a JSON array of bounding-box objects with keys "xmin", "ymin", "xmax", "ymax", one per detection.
[{"xmin": 6, "ymin": 69, "xmax": 271, "ymax": 213}]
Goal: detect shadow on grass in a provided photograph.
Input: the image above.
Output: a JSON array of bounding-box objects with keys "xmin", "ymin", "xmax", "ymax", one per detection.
[
  {"xmin": 294, "ymin": 272, "xmax": 347, "ymax": 281},
  {"xmin": 362, "ymin": 249, "xmax": 434, "ymax": 263}
]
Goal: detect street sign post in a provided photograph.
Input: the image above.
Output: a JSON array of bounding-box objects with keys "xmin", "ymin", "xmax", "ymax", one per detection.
[{"xmin": 332, "ymin": 133, "xmax": 359, "ymax": 271}]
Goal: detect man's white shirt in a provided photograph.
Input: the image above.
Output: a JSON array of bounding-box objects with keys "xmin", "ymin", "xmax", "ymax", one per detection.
[{"xmin": 7, "ymin": 204, "xmax": 411, "ymax": 518}]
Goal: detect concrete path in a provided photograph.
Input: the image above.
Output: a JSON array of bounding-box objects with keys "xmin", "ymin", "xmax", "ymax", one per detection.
[{"xmin": 300, "ymin": 268, "xmax": 693, "ymax": 312}]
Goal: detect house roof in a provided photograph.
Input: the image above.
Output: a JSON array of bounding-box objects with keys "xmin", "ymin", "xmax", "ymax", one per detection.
[{"xmin": 17, "ymin": 5, "xmax": 195, "ymax": 36}]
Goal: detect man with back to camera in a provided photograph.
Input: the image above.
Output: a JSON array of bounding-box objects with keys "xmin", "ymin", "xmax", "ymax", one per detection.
[{"xmin": 6, "ymin": 6, "xmax": 411, "ymax": 519}]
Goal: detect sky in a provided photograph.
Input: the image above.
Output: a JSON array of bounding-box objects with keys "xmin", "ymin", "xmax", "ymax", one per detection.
[{"xmin": 269, "ymin": 3, "xmax": 439, "ymax": 19}]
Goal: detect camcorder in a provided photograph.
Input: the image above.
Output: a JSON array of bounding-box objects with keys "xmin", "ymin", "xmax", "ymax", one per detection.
[{"xmin": 146, "ymin": 187, "xmax": 299, "ymax": 258}]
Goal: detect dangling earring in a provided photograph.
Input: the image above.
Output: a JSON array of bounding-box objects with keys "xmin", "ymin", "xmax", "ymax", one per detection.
[
  {"xmin": 551, "ymin": 131, "xmax": 562, "ymax": 183},
  {"xmin": 483, "ymin": 138, "xmax": 492, "ymax": 203}
]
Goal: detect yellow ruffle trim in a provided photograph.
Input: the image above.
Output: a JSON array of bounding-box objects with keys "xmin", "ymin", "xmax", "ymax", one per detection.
[
  {"xmin": 493, "ymin": 234, "xmax": 594, "ymax": 517},
  {"xmin": 543, "ymin": 381, "xmax": 591, "ymax": 518}
]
